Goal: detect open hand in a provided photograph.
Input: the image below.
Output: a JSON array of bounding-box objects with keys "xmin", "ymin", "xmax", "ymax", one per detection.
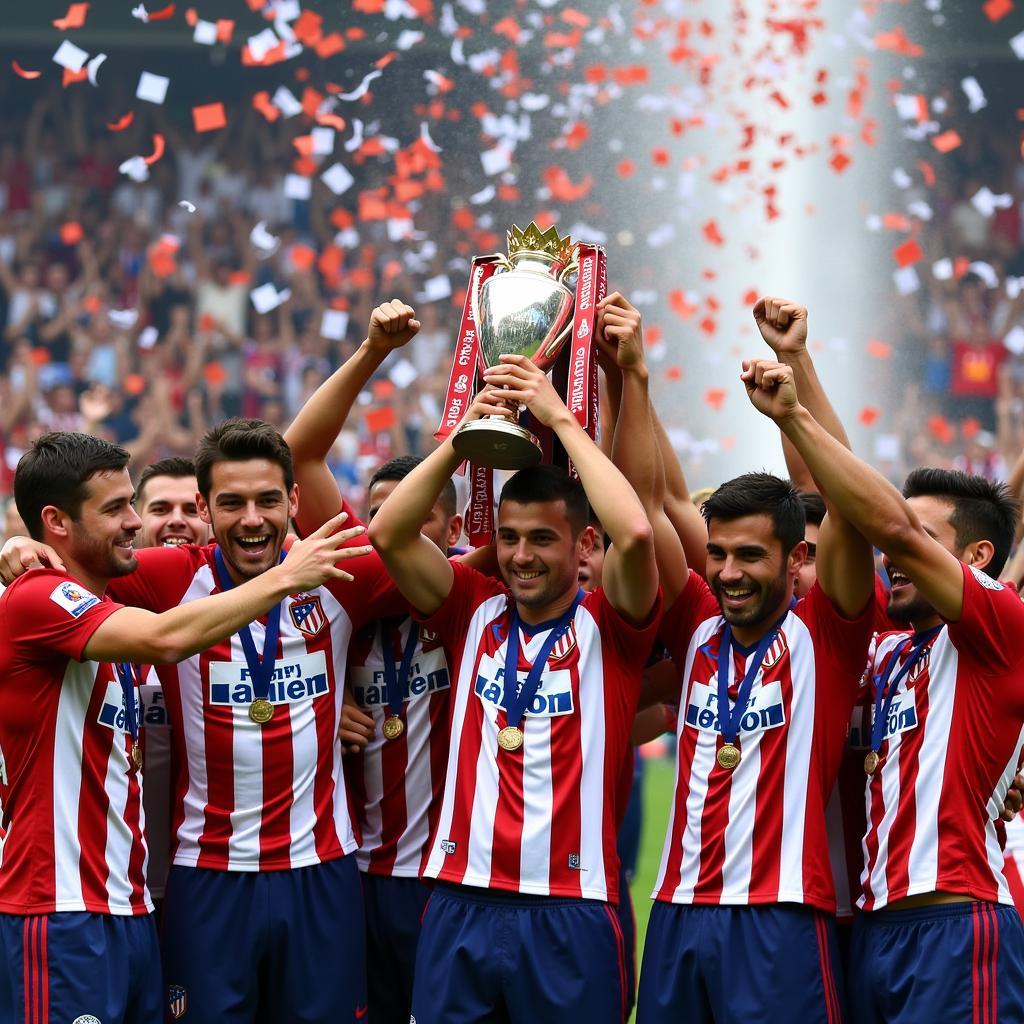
[{"xmin": 279, "ymin": 512, "xmax": 373, "ymax": 591}]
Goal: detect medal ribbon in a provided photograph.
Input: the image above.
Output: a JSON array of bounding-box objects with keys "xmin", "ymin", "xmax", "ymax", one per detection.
[
  {"xmin": 380, "ymin": 619, "xmax": 420, "ymax": 721},
  {"xmin": 213, "ymin": 548, "xmax": 282, "ymax": 715},
  {"xmin": 466, "ymin": 461, "xmax": 494, "ymax": 549},
  {"xmin": 715, "ymin": 608, "xmax": 792, "ymax": 749},
  {"xmin": 113, "ymin": 661, "xmax": 141, "ymax": 754},
  {"xmin": 869, "ymin": 625, "xmax": 943, "ymax": 755},
  {"xmin": 502, "ymin": 591, "xmax": 583, "ymax": 731},
  {"xmin": 566, "ymin": 244, "xmax": 605, "ymax": 437},
  {"xmin": 434, "ymin": 257, "xmax": 499, "ymax": 443}
]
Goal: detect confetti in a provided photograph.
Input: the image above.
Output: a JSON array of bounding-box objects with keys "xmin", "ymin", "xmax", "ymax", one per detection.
[
  {"xmin": 11, "ymin": 62, "xmax": 42, "ymax": 79},
  {"xmin": 52, "ymin": 40, "xmax": 89, "ymax": 73},
  {"xmin": 107, "ymin": 112, "xmax": 134, "ymax": 131},
  {"xmin": 192, "ymin": 102, "xmax": 226, "ymax": 133},
  {"xmin": 52, "ymin": 3, "xmax": 89, "ymax": 30},
  {"xmin": 336, "ymin": 69, "xmax": 382, "ymax": 101},
  {"xmin": 136, "ymin": 71, "xmax": 169, "ymax": 105}
]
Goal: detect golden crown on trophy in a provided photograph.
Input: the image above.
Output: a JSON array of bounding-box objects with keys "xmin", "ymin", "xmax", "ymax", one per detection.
[{"xmin": 506, "ymin": 223, "xmax": 576, "ymax": 266}]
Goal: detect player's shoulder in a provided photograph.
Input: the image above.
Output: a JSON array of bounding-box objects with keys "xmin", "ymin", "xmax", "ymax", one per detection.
[{"xmin": 4, "ymin": 566, "xmax": 96, "ymax": 604}]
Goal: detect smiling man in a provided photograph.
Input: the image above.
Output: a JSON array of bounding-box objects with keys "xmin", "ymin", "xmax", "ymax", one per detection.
[
  {"xmin": 745, "ymin": 356, "xmax": 1024, "ymax": 1023},
  {"xmin": 369, "ymin": 356, "xmax": 661, "ymax": 1023},
  {"xmin": 0, "ymin": 431, "xmax": 362, "ymax": 1024},
  {"xmin": 136, "ymin": 457, "xmax": 209, "ymax": 550}
]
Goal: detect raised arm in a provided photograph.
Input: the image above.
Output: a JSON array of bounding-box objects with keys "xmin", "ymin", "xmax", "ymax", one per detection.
[
  {"xmin": 742, "ymin": 358, "xmax": 955, "ymax": 619},
  {"xmin": 284, "ymin": 300, "xmax": 420, "ymax": 533},
  {"xmin": 753, "ymin": 297, "xmax": 851, "ymax": 493},
  {"xmin": 84, "ymin": 515, "xmax": 370, "ymax": 663},
  {"xmin": 599, "ymin": 292, "xmax": 689, "ymax": 604},
  {"xmin": 369, "ymin": 391, "xmax": 511, "ymax": 615},
  {"xmin": 483, "ymin": 355, "xmax": 658, "ymax": 623}
]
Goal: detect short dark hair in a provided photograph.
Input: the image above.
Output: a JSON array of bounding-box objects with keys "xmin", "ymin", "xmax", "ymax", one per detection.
[
  {"xmin": 701, "ymin": 471, "xmax": 806, "ymax": 556},
  {"xmin": 194, "ymin": 418, "xmax": 294, "ymax": 498},
  {"xmin": 137, "ymin": 457, "xmax": 197, "ymax": 506},
  {"xmin": 902, "ymin": 467, "xmax": 1020, "ymax": 578},
  {"xmin": 499, "ymin": 464, "xmax": 589, "ymax": 536},
  {"xmin": 798, "ymin": 491, "xmax": 827, "ymax": 529},
  {"xmin": 369, "ymin": 455, "xmax": 457, "ymax": 517},
  {"xmin": 14, "ymin": 432, "xmax": 131, "ymax": 540}
]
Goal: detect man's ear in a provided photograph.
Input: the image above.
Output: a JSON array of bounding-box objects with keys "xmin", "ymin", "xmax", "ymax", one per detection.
[
  {"xmin": 786, "ymin": 539, "xmax": 809, "ymax": 577},
  {"xmin": 446, "ymin": 514, "xmax": 464, "ymax": 550},
  {"xmin": 197, "ymin": 494, "xmax": 213, "ymax": 526},
  {"xmin": 578, "ymin": 525, "xmax": 597, "ymax": 559},
  {"xmin": 964, "ymin": 538, "xmax": 996, "ymax": 573},
  {"xmin": 40, "ymin": 505, "xmax": 71, "ymax": 539}
]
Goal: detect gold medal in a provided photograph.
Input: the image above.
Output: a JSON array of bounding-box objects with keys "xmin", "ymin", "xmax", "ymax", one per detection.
[
  {"xmin": 717, "ymin": 742, "xmax": 741, "ymax": 771},
  {"xmin": 864, "ymin": 750, "xmax": 880, "ymax": 775},
  {"xmin": 249, "ymin": 698, "xmax": 275, "ymax": 725},
  {"xmin": 130, "ymin": 743, "xmax": 143, "ymax": 770},
  {"xmin": 497, "ymin": 725, "xmax": 524, "ymax": 752},
  {"xmin": 382, "ymin": 715, "xmax": 405, "ymax": 741}
]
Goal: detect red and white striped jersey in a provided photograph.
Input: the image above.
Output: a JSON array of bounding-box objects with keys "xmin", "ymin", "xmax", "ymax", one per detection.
[
  {"xmin": 346, "ymin": 616, "xmax": 453, "ymax": 877},
  {"xmin": 139, "ymin": 669, "xmax": 172, "ymax": 899},
  {"xmin": 859, "ymin": 563, "xmax": 1024, "ymax": 910},
  {"xmin": 109, "ymin": 543, "xmax": 402, "ymax": 872},
  {"xmin": 653, "ymin": 571, "xmax": 873, "ymax": 911},
  {"xmin": 0, "ymin": 570, "xmax": 151, "ymax": 915},
  {"xmin": 416, "ymin": 561, "xmax": 661, "ymax": 902},
  {"xmin": 828, "ymin": 577, "xmax": 903, "ymax": 918}
]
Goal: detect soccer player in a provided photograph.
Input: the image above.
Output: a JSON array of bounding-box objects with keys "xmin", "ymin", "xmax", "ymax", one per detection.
[
  {"xmin": 283, "ymin": 301, "xmax": 464, "ymax": 1024},
  {"xmin": 630, "ymin": 328, "xmax": 875, "ymax": 1017},
  {"xmin": 744, "ymin": 356, "xmax": 1024, "ymax": 1022},
  {"xmin": 3, "ymin": 420, "xmax": 403, "ymax": 1022},
  {"xmin": 136, "ymin": 456, "xmax": 209, "ymax": 550},
  {"xmin": 134, "ymin": 457, "xmax": 210, "ymax": 915},
  {"xmin": 0, "ymin": 431, "xmax": 363, "ymax": 1024},
  {"xmin": 369, "ymin": 356, "xmax": 661, "ymax": 1022}
]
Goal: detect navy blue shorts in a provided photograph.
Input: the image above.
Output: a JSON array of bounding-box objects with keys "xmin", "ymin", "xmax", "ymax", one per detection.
[
  {"xmin": 0, "ymin": 911, "xmax": 161, "ymax": 1024},
  {"xmin": 160, "ymin": 856, "xmax": 366, "ymax": 1023},
  {"xmin": 362, "ymin": 872, "xmax": 431, "ymax": 1024},
  {"xmin": 410, "ymin": 884, "xmax": 628, "ymax": 1024},
  {"xmin": 849, "ymin": 901, "xmax": 1024, "ymax": 1024},
  {"xmin": 637, "ymin": 902, "xmax": 846, "ymax": 1024}
]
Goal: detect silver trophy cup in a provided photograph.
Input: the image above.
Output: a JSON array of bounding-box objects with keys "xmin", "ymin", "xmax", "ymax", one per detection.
[{"xmin": 452, "ymin": 223, "xmax": 579, "ymax": 470}]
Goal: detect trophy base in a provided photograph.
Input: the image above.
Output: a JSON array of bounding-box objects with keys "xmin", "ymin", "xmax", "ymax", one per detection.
[{"xmin": 452, "ymin": 417, "xmax": 542, "ymax": 470}]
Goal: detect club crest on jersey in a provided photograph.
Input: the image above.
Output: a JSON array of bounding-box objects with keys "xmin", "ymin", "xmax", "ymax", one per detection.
[
  {"xmin": 440, "ymin": 839, "xmax": 457, "ymax": 855},
  {"xmin": 49, "ymin": 581, "xmax": 100, "ymax": 618},
  {"xmin": 760, "ymin": 633, "xmax": 787, "ymax": 670},
  {"xmin": 908, "ymin": 648, "xmax": 930, "ymax": 683},
  {"xmin": 289, "ymin": 595, "xmax": 326, "ymax": 638},
  {"xmin": 548, "ymin": 624, "xmax": 577, "ymax": 664},
  {"xmin": 168, "ymin": 985, "xmax": 188, "ymax": 1020}
]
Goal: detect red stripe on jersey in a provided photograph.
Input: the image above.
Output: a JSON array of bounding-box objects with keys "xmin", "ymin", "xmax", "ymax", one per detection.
[
  {"xmin": 197, "ymin": 645, "xmax": 235, "ymax": 868},
  {"xmin": 443, "ymin": 672, "xmax": 488, "ymax": 883},
  {"xmin": 372, "ymin": 711, "xmax": 411, "ymax": 875},
  {"xmin": 258, "ymin": 697, "xmax": 297, "ymax": 867},
  {"xmin": 311, "ymin": 660, "xmax": 347, "ymax": 863},
  {"xmin": 423, "ymin": 688, "xmax": 453, "ymax": 876},
  {"xmin": 124, "ymin": 762, "xmax": 148, "ymax": 907},
  {"xmin": 548, "ymin": 661, "xmax": 584, "ymax": 900},
  {"xmin": 77, "ymin": 681, "xmax": 114, "ymax": 911},
  {"xmin": 489, "ymin": 702, "xmax": 525, "ymax": 885},
  {"xmin": 655, "ymin": 714, "xmax": 700, "ymax": 900}
]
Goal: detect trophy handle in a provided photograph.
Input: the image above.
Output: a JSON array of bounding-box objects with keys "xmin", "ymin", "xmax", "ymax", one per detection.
[{"xmin": 535, "ymin": 260, "xmax": 580, "ymax": 364}]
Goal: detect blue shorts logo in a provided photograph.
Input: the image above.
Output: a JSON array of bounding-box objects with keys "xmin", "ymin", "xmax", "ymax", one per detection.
[{"xmin": 168, "ymin": 984, "xmax": 187, "ymax": 1019}]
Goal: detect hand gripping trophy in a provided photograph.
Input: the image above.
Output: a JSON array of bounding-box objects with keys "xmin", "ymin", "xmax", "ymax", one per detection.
[{"xmin": 437, "ymin": 222, "xmax": 607, "ymax": 473}]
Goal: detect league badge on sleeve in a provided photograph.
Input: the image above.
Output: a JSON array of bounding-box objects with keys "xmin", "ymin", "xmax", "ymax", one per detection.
[
  {"xmin": 289, "ymin": 594, "xmax": 326, "ymax": 637},
  {"xmin": 168, "ymin": 984, "xmax": 188, "ymax": 1020},
  {"xmin": 49, "ymin": 581, "xmax": 100, "ymax": 618}
]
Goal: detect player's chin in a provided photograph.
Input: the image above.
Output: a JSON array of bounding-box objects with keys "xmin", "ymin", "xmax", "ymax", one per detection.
[{"xmin": 110, "ymin": 552, "xmax": 140, "ymax": 577}]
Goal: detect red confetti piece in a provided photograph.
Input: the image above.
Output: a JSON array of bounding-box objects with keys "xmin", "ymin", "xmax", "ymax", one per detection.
[
  {"xmin": 616, "ymin": 160, "xmax": 635, "ymax": 178},
  {"xmin": 142, "ymin": 133, "xmax": 166, "ymax": 165},
  {"xmin": 664, "ymin": 366, "xmax": 683, "ymax": 381},
  {"xmin": 215, "ymin": 20, "xmax": 234, "ymax": 43},
  {"xmin": 52, "ymin": 2, "xmax": 89, "ymax": 30},
  {"xmin": 702, "ymin": 220, "xmax": 725, "ymax": 246},
  {"xmin": 928, "ymin": 415, "xmax": 954, "ymax": 446},
  {"xmin": 107, "ymin": 110, "xmax": 134, "ymax": 131},
  {"xmin": 123, "ymin": 374, "xmax": 147, "ymax": 396},
  {"xmin": 892, "ymin": 239, "xmax": 923, "ymax": 268},
  {"xmin": 829, "ymin": 152, "xmax": 852, "ymax": 173},
  {"xmin": 289, "ymin": 245, "xmax": 316, "ymax": 271},
  {"xmin": 60, "ymin": 222, "xmax": 83, "ymax": 246},
  {"xmin": 251, "ymin": 91, "xmax": 280, "ymax": 123},
  {"xmin": 11, "ymin": 61, "xmax": 42, "ymax": 79},
  {"xmin": 611, "ymin": 65, "xmax": 649, "ymax": 86},
  {"xmin": 669, "ymin": 290, "xmax": 697, "ymax": 319},
  {"xmin": 364, "ymin": 407, "xmax": 396, "ymax": 432},
  {"xmin": 931, "ymin": 130, "xmax": 962, "ymax": 154},
  {"xmin": 866, "ymin": 339, "xmax": 892, "ymax": 359},
  {"xmin": 873, "ymin": 27, "xmax": 923, "ymax": 57},
  {"xmin": 704, "ymin": 388, "xmax": 727, "ymax": 411},
  {"xmin": 858, "ymin": 406, "xmax": 880, "ymax": 426},
  {"xmin": 292, "ymin": 9, "xmax": 323, "ymax": 45},
  {"xmin": 543, "ymin": 166, "xmax": 593, "ymax": 201},
  {"xmin": 147, "ymin": 3, "xmax": 176, "ymax": 21},
  {"xmin": 742, "ymin": 289, "xmax": 759, "ymax": 306},
  {"xmin": 982, "ymin": 0, "xmax": 1013, "ymax": 21},
  {"xmin": 192, "ymin": 102, "xmax": 226, "ymax": 133},
  {"xmin": 62, "ymin": 67, "xmax": 87, "ymax": 87},
  {"xmin": 917, "ymin": 160, "xmax": 936, "ymax": 187},
  {"xmin": 961, "ymin": 417, "xmax": 982, "ymax": 439}
]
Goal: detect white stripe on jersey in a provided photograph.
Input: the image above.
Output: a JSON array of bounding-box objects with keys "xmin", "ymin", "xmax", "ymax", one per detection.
[
  {"xmin": 576, "ymin": 611, "xmax": 608, "ymax": 891},
  {"xmin": 53, "ymin": 663, "xmax": 90, "ymax": 910},
  {"xmin": 520, "ymin": 713, "xmax": 553, "ymax": 893},
  {"xmin": 396, "ymin": 675, "xmax": 436, "ymax": 874}
]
